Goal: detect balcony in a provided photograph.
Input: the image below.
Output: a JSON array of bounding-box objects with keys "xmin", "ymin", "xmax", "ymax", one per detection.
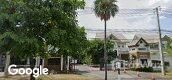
[
  {"xmin": 129, "ymin": 47, "xmax": 150, "ymax": 53},
  {"xmin": 138, "ymin": 47, "xmax": 147, "ymax": 50},
  {"xmin": 150, "ymin": 47, "xmax": 159, "ymax": 52}
]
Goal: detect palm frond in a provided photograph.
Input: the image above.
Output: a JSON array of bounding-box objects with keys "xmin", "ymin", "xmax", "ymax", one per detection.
[{"xmin": 94, "ymin": 0, "xmax": 118, "ymax": 21}]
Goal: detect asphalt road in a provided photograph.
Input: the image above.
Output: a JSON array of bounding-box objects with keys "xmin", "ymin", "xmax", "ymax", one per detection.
[{"xmin": 76, "ymin": 65, "xmax": 172, "ymax": 80}]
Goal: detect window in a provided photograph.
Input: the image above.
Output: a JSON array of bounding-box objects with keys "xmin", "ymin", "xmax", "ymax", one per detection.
[
  {"xmin": 132, "ymin": 48, "xmax": 135, "ymax": 51},
  {"xmin": 122, "ymin": 45, "xmax": 124, "ymax": 48},
  {"xmin": 109, "ymin": 36, "xmax": 113, "ymax": 39},
  {"xmin": 138, "ymin": 48, "xmax": 146, "ymax": 50},
  {"xmin": 165, "ymin": 62, "xmax": 170, "ymax": 66},
  {"xmin": 150, "ymin": 43, "xmax": 159, "ymax": 49}
]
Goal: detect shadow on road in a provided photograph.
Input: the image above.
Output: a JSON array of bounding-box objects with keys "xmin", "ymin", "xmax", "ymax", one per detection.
[{"xmin": 75, "ymin": 69, "xmax": 90, "ymax": 75}]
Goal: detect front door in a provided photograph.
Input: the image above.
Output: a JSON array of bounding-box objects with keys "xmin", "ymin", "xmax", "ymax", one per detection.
[{"xmin": 140, "ymin": 59, "xmax": 148, "ymax": 67}]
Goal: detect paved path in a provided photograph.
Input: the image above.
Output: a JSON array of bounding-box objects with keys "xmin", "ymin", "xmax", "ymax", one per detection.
[{"xmin": 76, "ymin": 65, "xmax": 172, "ymax": 80}]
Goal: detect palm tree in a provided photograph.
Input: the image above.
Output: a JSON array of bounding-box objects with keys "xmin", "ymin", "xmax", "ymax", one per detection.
[{"xmin": 94, "ymin": 0, "xmax": 118, "ymax": 80}]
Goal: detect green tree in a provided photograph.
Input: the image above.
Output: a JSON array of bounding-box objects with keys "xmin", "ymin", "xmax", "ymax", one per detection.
[
  {"xmin": 87, "ymin": 39, "xmax": 116, "ymax": 67},
  {"xmin": 164, "ymin": 36, "xmax": 172, "ymax": 56},
  {"xmin": 0, "ymin": 0, "xmax": 86, "ymax": 79},
  {"xmin": 94, "ymin": 0, "xmax": 118, "ymax": 79},
  {"xmin": 0, "ymin": 0, "xmax": 39, "ymax": 76}
]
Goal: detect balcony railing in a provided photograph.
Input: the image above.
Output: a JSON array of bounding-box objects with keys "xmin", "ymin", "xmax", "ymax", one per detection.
[{"xmin": 129, "ymin": 47, "xmax": 150, "ymax": 53}]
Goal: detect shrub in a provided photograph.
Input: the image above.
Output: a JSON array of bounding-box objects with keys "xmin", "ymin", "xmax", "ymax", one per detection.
[{"xmin": 131, "ymin": 67, "xmax": 153, "ymax": 72}]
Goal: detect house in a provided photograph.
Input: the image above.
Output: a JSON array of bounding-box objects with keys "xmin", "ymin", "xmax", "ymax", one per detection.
[
  {"xmin": 128, "ymin": 37, "xmax": 150, "ymax": 68},
  {"xmin": 95, "ymin": 32, "xmax": 130, "ymax": 70},
  {"xmin": 128, "ymin": 34, "xmax": 172, "ymax": 70},
  {"xmin": 95, "ymin": 32, "xmax": 130, "ymax": 61}
]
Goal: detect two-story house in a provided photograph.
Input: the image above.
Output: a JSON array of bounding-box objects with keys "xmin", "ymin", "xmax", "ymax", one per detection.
[
  {"xmin": 128, "ymin": 34, "xmax": 172, "ymax": 69},
  {"xmin": 95, "ymin": 32, "xmax": 130, "ymax": 70},
  {"xmin": 95, "ymin": 32, "xmax": 130, "ymax": 61},
  {"xmin": 128, "ymin": 37, "xmax": 151, "ymax": 68}
]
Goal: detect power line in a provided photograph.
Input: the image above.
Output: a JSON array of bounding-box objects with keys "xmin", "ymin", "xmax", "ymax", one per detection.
[
  {"xmin": 85, "ymin": 29, "xmax": 172, "ymax": 32},
  {"xmin": 77, "ymin": 7, "xmax": 155, "ymax": 15},
  {"xmin": 94, "ymin": 39, "xmax": 165, "ymax": 40},
  {"xmin": 85, "ymin": 29, "xmax": 172, "ymax": 35},
  {"xmin": 77, "ymin": 7, "xmax": 172, "ymax": 16}
]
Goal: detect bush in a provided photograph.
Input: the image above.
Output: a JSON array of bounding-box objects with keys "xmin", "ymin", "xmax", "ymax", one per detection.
[
  {"xmin": 131, "ymin": 67, "xmax": 153, "ymax": 72},
  {"xmin": 142, "ymin": 67, "xmax": 153, "ymax": 72}
]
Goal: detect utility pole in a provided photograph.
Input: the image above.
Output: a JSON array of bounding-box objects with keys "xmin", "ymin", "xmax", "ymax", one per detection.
[{"xmin": 155, "ymin": 7, "xmax": 165, "ymax": 75}]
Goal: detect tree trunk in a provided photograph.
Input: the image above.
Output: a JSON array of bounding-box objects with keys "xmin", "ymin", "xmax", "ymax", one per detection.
[
  {"xmin": 73, "ymin": 59, "xmax": 75, "ymax": 71},
  {"xmin": 63, "ymin": 55, "xmax": 67, "ymax": 71},
  {"xmin": 4, "ymin": 51, "xmax": 10, "ymax": 77},
  {"xmin": 100, "ymin": 58, "xmax": 104, "ymax": 70},
  {"xmin": 30, "ymin": 57, "xmax": 35, "ymax": 80},
  {"xmin": 104, "ymin": 20, "xmax": 107, "ymax": 80}
]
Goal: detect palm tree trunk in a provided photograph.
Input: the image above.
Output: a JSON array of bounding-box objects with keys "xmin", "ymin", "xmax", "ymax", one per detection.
[
  {"xmin": 4, "ymin": 51, "xmax": 10, "ymax": 77},
  {"xmin": 104, "ymin": 20, "xmax": 107, "ymax": 80}
]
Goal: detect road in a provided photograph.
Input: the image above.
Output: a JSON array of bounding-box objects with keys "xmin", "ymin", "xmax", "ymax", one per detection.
[
  {"xmin": 76, "ymin": 65, "xmax": 136, "ymax": 80},
  {"xmin": 76, "ymin": 65, "xmax": 172, "ymax": 80},
  {"xmin": 0, "ymin": 72, "xmax": 3, "ymax": 77}
]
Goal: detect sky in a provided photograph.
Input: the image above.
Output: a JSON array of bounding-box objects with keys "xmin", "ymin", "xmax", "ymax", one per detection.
[{"xmin": 77, "ymin": 0, "xmax": 172, "ymax": 39}]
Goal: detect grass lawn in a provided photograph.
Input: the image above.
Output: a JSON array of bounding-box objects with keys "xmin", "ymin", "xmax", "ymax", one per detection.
[
  {"xmin": 0, "ymin": 75, "xmax": 29, "ymax": 80},
  {"xmin": 152, "ymin": 71, "xmax": 172, "ymax": 78},
  {"xmin": 165, "ymin": 72, "xmax": 172, "ymax": 78},
  {"xmin": 37, "ymin": 74, "xmax": 100, "ymax": 80}
]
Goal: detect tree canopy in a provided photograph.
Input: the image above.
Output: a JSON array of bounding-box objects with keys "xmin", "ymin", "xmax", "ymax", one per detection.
[
  {"xmin": 164, "ymin": 36, "xmax": 172, "ymax": 56},
  {"xmin": 86, "ymin": 39, "xmax": 116, "ymax": 64},
  {"xmin": 94, "ymin": 0, "xmax": 118, "ymax": 21},
  {"xmin": 0, "ymin": 0, "xmax": 87, "ymax": 59}
]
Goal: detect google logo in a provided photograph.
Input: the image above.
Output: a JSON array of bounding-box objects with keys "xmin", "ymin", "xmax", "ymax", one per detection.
[{"xmin": 8, "ymin": 64, "xmax": 48, "ymax": 77}]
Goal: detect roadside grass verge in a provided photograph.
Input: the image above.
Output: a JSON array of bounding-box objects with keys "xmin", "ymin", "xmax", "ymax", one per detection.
[
  {"xmin": 152, "ymin": 71, "xmax": 172, "ymax": 78},
  {"xmin": 165, "ymin": 71, "xmax": 172, "ymax": 78},
  {"xmin": 0, "ymin": 75, "xmax": 29, "ymax": 80}
]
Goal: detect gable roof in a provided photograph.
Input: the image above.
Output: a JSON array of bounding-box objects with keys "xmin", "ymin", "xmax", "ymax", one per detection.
[
  {"xmin": 133, "ymin": 33, "xmax": 159, "ymax": 43},
  {"xmin": 162, "ymin": 35, "xmax": 171, "ymax": 41},
  {"xmin": 128, "ymin": 37, "xmax": 149, "ymax": 47},
  {"xmin": 95, "ymin": 32, "xmax": 128, "ymax": 42}
]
